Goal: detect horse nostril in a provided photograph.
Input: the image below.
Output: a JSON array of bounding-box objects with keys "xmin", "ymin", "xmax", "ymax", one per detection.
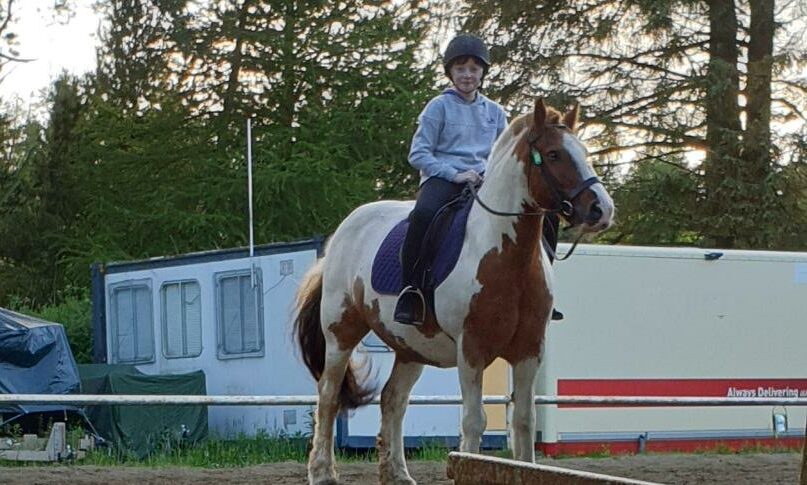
[{"xmin": 586, "ymin": 202, "xmax": 603, "ymax": 224}]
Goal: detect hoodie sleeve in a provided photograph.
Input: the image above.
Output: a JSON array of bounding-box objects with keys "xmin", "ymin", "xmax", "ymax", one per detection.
[{"xmin": 408, "ymin": 98, "xmax": 459, "ymax": 182}]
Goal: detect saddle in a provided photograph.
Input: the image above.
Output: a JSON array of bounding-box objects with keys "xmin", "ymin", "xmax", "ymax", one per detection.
[{"xmin": 371, "ymin": 188, "xmax": 474, "ymax": 314}]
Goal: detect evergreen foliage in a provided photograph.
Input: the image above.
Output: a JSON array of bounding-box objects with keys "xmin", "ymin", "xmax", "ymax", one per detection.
[
  {"xmin": 7, "ymin": 287, "xmax": 92, "ymax": 364},
  {"xmin": 1, "ymin": 0, "xmax": 436, "ymax": 307},
  {"xmin": 462, "ymin": 0, "xmax": 807, "ymax": 249}
]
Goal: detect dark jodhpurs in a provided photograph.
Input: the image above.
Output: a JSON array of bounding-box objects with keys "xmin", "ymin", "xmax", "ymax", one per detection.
[
  {"xmin": 400, "ymin": 177, "xmax": 465, "ymax": 287},
  {"xmin": 400, "ymin": 177, "xmax": 561, "ymax": 289}
]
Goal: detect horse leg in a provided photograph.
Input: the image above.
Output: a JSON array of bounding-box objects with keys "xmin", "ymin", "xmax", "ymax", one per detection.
[
  {"xmin": 308, "ymin": 346, "xmax": 352, "ymax": 485},
  {"xmin": 377, "ymin": 358, "xmax": 424, "ymax": 485},
  {"xmin": 457, "ymin": 337, "xmax": 486, "ymax": 453},
  {"xmin": 510, "ymin": 357, "xmax": 539, "ymax": 462}
]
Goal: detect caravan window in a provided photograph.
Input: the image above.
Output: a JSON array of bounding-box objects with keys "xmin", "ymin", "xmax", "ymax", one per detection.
[
  {"xmin": 109, "ymin": 280, "xmax": 155, "ymax": 364},
  {"xmin": 215, "ymin": 269, "xmax": 264, "ymax": 359},
  {"xmin": 161, "ymin": 280, "xmax": 202, "ymax": 359}
]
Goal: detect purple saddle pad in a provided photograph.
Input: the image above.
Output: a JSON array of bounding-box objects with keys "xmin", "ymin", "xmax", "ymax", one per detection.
[{"xmin": 371, "ymin": 202, "xmax": 472, "ymax": 295}]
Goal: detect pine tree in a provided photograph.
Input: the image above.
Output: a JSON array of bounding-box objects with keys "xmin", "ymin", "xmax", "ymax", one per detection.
[
  {"xmin": 46, "ymin": 0, "xmax": 437, "ymax": 293},
  {"xmin": 460, "ymin": 0, "xmax": 807, "ymax": 249}
]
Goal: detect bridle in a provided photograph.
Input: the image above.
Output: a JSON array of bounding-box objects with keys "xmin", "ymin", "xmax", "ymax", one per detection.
[{"xmin": 467, "ymin": 123, "xmax": 603, "ymax": 260}]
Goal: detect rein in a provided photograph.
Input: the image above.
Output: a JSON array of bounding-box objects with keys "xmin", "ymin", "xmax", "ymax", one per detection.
[
  {"xmin": 466, "ymin": 181, "xmax": 585, "ymax": 261},
  {"xmin": 467, "ymin": 123, "xmax": 603, "ymax": 261}
]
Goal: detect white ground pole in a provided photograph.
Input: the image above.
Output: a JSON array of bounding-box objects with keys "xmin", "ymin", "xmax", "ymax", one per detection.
[
  {"xmin": 2, "ymin": 394, "xmax": 807, "ymax": 407},
  {"xmin": 4, "ymin": 394, "xmax": 805, "ymax": 458}
]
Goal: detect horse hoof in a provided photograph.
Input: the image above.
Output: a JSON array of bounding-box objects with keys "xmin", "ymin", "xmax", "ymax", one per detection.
[
  {"xmin": 380, "ymin": 475, "xmax": 416, "ymax": 485},
  {"xmin": 309, "ymin": 469, "xmax": 338, "ymax": 485},
  {"xmin": 313, "ymin": 480, "xmax": 339, "ymax": 485}
]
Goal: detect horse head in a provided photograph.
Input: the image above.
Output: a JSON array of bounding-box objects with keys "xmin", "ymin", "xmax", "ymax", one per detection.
[{"xmin": 518, "ymin": 98, "xmax": 614, "ymax": 234}]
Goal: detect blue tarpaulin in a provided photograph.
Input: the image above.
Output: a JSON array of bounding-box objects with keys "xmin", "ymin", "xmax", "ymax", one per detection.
[{"xmin": 0, "ymin": 307, "xmax": 81, "ymax": 418}]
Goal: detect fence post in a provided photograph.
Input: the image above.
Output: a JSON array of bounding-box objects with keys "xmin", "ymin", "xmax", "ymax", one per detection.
[
  {"xmin": 800, "ymin": 417, "xmax": 807, "ymax": 485},
  {"xmin": 505, "ymin": 396, "xmax": 513, "ymax": 453}
]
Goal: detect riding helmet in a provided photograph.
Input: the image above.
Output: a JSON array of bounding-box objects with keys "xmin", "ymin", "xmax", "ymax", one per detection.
[{"xmin": 443, "ymin": 34, "xmax": 490, "ymax": 75}]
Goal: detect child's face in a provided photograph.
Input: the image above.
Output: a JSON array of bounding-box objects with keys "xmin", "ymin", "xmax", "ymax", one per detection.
[{"xmin": 449, "ymin": 58, "xmax": 484, "ymax": 94}]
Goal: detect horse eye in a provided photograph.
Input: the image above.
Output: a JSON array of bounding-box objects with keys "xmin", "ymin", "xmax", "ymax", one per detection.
[{"xmin": 548, "ymin": 150, "xmax": 560, "ymax": 161}]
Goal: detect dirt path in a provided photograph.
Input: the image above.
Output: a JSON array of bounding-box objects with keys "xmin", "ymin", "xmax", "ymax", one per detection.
[{"xmin": 1, "ymin": 452, "xmax": 801, "ymax": 484}]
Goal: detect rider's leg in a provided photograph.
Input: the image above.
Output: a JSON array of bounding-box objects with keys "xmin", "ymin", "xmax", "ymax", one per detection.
[{"xmin": 396, "ymin": 177, "xmax": 464, "ymax": 325}]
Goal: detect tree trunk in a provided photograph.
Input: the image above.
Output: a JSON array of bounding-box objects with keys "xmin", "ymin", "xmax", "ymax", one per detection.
[
  {"xmin": 739, "ymin": 0, "xmax": 775, "ymax": 247},
  {"xmin": 702, "ymin": 0, "xmax": 742, "ymax": 248},
  {"xmin": 745, "ymin": 0, "xmax": 774, "ymax": 162}
]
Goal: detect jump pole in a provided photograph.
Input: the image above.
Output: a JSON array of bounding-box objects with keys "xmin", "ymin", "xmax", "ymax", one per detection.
[{"xmin": 447, "ymin": 452, "xmax": 662, "ymax": 485}]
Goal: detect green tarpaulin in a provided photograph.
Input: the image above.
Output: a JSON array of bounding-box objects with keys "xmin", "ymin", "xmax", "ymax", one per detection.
[{"xmin": 78, "ymin": 364, "xmax": 208, "ymax": 458}]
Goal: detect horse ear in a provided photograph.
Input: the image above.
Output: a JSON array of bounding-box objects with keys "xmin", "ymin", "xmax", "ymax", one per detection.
[
  {"xmin": 533, "ymin": 98, "xmax": 547, "ymax": 136},
  {"xmin": 563, "ymin": 104, "xmax": 580, "ymax": 132}
]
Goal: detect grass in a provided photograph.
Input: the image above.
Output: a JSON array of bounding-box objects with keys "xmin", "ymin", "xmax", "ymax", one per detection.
[
  {"xmin": 0, "ymin": 433, "xmax": 457, "ymax": 468},
  {"xmin": 84, "ymin": 433, "xmax": 311, "ymax": 467},
  {"xmin": 0, "ymin": 427, "xmax": 455, "ymax": 468},
  {"xmin": 1, "ymin": 430, "xmax": 799, "ymax": 468},
  {"xmin": 407, "ymin": 441, "xmax": 452, "ymax": 461},
  {"xmin": 0, "ymin": 431, "xmax": 311, "ymax": 468},
  {"xmin": 691, "ymin": 441, "xmax": 799, "ymax": 455}
]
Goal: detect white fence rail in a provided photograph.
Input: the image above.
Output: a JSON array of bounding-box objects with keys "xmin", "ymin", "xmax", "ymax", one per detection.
[{"xmin": 3, "ymin": 394, "xmax": 807, "ymax": 407}]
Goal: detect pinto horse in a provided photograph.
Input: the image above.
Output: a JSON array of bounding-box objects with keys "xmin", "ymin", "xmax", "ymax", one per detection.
[{"xmin": 294, "ymin": 99, "xmax": 614, "ymax": 485}]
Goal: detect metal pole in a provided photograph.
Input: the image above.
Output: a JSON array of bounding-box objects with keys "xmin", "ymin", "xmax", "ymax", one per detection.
[
  {"xmin": 246, "ymin": 118, "xmax": 256, "ymax": 289},
  {"xmin": 2, "ymin": 394, "xmax": 807, "ymax": 407},
  {"xmin": 245, "ymin": 118, "xmax": 261, "ymax": 344},
  {"xmin": 800, "ymin": 416, "xmax": 807, "ymax": 485}
]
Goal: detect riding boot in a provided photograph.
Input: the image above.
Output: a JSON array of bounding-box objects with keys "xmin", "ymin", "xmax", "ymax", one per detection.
[
  {"xmin": 544, "ymin": 214, "xmax": 564, "ymax": 321},
  {"xmin": 394, "ymin": 286, "xmax": 426, "ymax": 326},
  {"xmin": 398, "ymin": 220, "xmax": 426, "ymax": 326}
]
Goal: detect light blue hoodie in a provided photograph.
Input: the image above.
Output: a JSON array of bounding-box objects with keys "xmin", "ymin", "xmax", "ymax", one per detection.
[{"xmin": 408, "ymin": 89, "xmax": 508, "ymax": 184}]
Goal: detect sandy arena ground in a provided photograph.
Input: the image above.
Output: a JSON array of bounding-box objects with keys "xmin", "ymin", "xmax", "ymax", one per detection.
[{"xmin": 0, "ymin": 452, "xmax": 802, "ymax": 484}]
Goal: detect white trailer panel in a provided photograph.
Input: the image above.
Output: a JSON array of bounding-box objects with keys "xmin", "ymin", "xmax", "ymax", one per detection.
[{"xmin": 533, "ymin": 244, "xmax": 807, "ymax": 454}]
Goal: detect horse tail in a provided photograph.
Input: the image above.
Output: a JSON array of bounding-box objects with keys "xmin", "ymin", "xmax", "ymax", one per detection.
[{"xmin": 294, "ymin": 258, "xmax": 374, "ymax": 411}]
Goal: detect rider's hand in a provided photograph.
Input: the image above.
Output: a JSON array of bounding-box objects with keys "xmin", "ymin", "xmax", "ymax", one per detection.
[{"xmin": 453, "ymin": 170, "xmax": 483, "ymax": 185}]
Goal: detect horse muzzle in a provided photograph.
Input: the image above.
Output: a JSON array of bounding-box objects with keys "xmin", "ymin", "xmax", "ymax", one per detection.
[
  {"xmin": 584, "ymin": 191, "xmax": 615, "ymax": 232},
  {"xmin": 571, "ymin": 185, "xmax": 614, "ymax": 233}
]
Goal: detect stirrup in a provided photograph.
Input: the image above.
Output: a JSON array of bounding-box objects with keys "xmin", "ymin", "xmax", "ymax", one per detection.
[{"xmin": 394, "ymin": 286, "xmax": 426, "ymax": 326}]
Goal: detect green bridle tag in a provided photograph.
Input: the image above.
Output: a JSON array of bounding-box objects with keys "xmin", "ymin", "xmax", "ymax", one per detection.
[{"xmin": 531, "ymin": 150, "xmax": 543, "ymax": 166}]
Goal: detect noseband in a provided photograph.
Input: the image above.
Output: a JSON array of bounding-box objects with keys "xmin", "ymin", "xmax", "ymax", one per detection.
[{"xmin": 526, "ymin": 124, "xmax": 601, "ymax": 218}]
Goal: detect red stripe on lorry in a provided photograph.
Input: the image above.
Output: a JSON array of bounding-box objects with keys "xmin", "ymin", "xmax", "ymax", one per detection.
[{"xmin": 539, "ymin": 436, "xmax": 804, "ymax": 457}]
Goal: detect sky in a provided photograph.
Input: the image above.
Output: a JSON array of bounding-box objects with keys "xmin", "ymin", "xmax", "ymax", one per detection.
[{"xmin": 0, "ymin": 1, "xmax": 100, "ymax": 103}]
